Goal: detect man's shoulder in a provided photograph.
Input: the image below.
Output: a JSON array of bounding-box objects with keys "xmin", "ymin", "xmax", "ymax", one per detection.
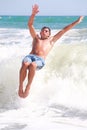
[
  {"xmin": 33, "ymin": 34, "xmax": 40, "ymax": 40},
  {"xmin": 49, "ymin": 36, "xmax": 55, "ymax": 46},
  {"xmin": 49, "ymin": 36, "xmax": 53, "ymax": 40}
]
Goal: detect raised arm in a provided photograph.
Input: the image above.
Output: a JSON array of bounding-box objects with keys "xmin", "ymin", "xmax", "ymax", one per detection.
[
  {"xmin": 28, "ymin": 4, "xmax": 39, "ymax": 39},
  {"xmin": 52, "ymin": 16, "xmax": 84, "ymax": 43}
]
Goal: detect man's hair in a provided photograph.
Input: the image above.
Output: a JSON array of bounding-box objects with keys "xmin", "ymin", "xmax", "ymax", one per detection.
[{"xmin": 41, "ymin": 26, "xmax": 51, "ymax": 35}]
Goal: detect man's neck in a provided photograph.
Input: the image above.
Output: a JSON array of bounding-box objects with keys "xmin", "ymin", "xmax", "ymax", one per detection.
[{"xmin": 41, "ymin": 36, "xmax": 50, "ymax": 40}]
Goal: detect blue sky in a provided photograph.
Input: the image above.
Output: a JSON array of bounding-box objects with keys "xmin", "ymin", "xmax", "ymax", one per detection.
[{"xmin": 0, "ymin": 0, "xmax": 87, "ymax": 16}]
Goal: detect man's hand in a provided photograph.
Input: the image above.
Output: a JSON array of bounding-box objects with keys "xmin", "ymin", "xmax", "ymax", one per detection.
[
  {"xmin": 32, "ymin": 4, "xmax": 39, "ymax": 15},
  {"xmin": 77, "ymin": 16, "xmax": 84, "ymax": 23}
]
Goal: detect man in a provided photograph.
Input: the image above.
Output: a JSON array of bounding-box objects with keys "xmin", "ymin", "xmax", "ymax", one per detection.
[{"xmin": 18, "ymin": 4, "xmax": 84, "ymax": 98}]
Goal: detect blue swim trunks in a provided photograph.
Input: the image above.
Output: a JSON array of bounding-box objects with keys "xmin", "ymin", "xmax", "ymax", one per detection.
[{"xmin": 22, "ymin": 54, "xmax": 45, "ymax": 70}]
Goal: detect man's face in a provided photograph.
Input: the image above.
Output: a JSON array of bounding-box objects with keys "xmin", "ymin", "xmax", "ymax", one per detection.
[{"xmin": 40, "ymin": 28, "xmax": 51, "ymax": 39}]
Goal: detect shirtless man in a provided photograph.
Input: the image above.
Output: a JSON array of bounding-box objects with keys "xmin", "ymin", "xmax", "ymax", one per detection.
[{"xmin": 18, "ymin": 4, "xmax": 84, "ymax": 98}]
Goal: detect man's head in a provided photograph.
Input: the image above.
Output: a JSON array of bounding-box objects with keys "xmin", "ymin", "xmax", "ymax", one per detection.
[{"xmin": 40, "ymin": 26, "xmax": 51, "ymax": 39}]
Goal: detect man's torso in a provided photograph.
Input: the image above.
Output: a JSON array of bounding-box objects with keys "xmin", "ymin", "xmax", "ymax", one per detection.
[{"xmin": 30, "ymin": 37, "xmax": 54, "ymax": 59}]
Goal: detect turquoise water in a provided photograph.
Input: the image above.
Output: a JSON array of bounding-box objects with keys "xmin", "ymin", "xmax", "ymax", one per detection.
[{"xmin": 0, "ymin": 16, "xmax": 86, "ymax": 29}]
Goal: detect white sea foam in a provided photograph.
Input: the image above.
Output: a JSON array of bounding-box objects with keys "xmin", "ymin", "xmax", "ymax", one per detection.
[{"xmin": 0, "ymin": 28, "xmax": 87, "ymax": 130}]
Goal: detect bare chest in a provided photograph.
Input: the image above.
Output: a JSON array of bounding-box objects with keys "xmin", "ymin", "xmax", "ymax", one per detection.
[{"xmin": 33, "ymin": 38, "xmax": 52, "ymax": 50}]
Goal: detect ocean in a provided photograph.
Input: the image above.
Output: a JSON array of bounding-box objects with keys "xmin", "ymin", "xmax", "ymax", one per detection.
[{"xmin": 0, "ymin": 16, "xmax": 87, "ymax": 130}]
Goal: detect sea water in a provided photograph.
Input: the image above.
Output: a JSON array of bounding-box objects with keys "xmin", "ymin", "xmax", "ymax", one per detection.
[{"xmin": 0, "ymin": 16, "xmax": 87, "ymax": 130}]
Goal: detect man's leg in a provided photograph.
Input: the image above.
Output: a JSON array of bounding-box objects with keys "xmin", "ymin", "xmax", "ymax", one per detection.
[
  {"xmin": 18, "ymin": 62, "xmax": 30, "ymax": 97},
  {"xmin": 22, "ymin": 62, "xmax": 37, "ymax": 98}
]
